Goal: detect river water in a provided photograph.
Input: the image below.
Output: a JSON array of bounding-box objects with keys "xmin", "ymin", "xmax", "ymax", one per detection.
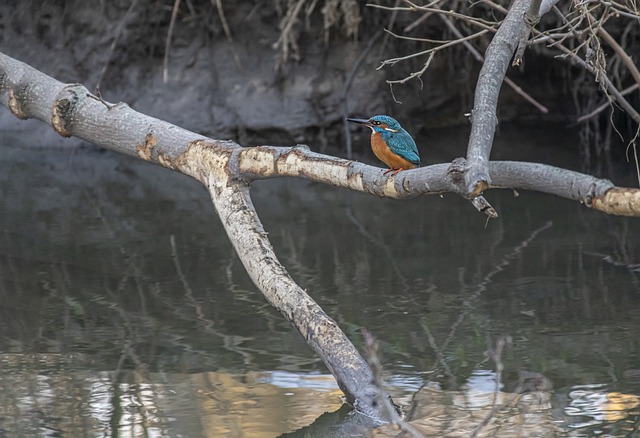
[{"xmin": 0, "ymin": 124, "xmax": 639, "ymax": 437}]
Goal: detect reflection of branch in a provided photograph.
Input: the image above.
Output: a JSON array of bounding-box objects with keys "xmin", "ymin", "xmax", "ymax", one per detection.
[
  {"xmin": 345, "ymin": 203, "xmax": 409, "ymax": 287},
  {"xmin": 423, "ymin": 221, "xmax": 552, "ymax": 375},
  {"xmin": 590, "ymin": 252, "xmax": 640, "ymax": 272},
  {"xmin": 471, "ymin": 335, "xmax": 513, "ymax": 438},
  {"xmin": 170, "ymin": 235, "xmax": 263, "ymax": 365},
  {"xmin": 362, "ymin": 330, "xmax": 425, "ymax": 437}
]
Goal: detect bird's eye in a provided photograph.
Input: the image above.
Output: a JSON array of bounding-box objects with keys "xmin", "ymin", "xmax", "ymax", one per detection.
[{"xmin": 373, "ymin": 121, "xmax": 381, "ymax": 125}]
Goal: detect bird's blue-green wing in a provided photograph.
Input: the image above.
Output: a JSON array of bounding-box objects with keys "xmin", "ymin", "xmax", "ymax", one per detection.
[{"xmin": 387, "ymin": 130, "xmax": 421, "ymax": 166}]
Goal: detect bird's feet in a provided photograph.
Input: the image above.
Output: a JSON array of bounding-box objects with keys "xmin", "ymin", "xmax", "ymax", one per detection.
[{"xmin": 383, "ymin": 168, "xmax": 404, "ymax": 176}]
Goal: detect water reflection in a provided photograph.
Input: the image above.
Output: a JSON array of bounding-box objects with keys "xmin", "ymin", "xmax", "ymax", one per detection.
[
  {"xmin": 565, "ymin": 385, "xmax": 640, "ymax": 430},
  {"xmin": 1, "ymin": 125, "xmax": 640, "ymax": 436},
  {"xmin": 0, "ymin": 359, "xmax": 342, "ymax": 436}
]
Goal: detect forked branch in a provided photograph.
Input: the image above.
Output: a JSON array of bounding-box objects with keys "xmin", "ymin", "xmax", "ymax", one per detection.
[{"xmin": 1, "ymin": 50, "xmax": 639, "ymax": 424}]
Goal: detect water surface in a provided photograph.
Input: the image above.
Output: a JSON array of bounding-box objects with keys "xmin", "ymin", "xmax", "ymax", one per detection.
[{"xmin": 0, "ymin": 125, "xmax": 639, "ymax": 437}]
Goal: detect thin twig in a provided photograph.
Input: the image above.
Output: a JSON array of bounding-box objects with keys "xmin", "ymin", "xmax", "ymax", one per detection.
[
  {"xmin": 163, "ymin": 0, "xmax": 182, "ymax": 83},
  {"xmin": 342, "ymin": 30, "xmax": 383, "ymax": 160},
  {"xmin": 438, "ymin": 13, "xmax": 548, "ymax": 113},
  {"xmin": 386, "ymin": 51, "xmax": 436, "ymax": 84},
  {"xmin": 273, "ymin": 0, "xmax": 305, "ymax": 68},
  {"xmin": 96, "ymin": 0, "xmax": 140, "ymax": 90},
  {"xmin": 213, "ymin": 0, "xmax": 233, "ymax": 42},
  {"xmin": 379, "ymin": 28, "xmax": 491, "ymax": 69},
  {"xmin": 369, "ymin": 3, "xmax": 498, "ymax": 31},
  {"xmin": 552, "ymin": 42, "xmax": 640, "ymax": 124},
  {"xmin": 362, "ymin": 330, "xmax": 425, "ymax": 437},
  {"xmin": 576, "ymin": 84, "xmax": 639, "ymax": 123},
  {"xmin": 596, "ymin": 24, "xmax": 640, "ymax": 88}
]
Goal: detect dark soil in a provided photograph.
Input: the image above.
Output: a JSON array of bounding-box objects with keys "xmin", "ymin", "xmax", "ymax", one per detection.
[{"xmin": 0, "ymin": 0, "xmax": 636, "ymax": 158}]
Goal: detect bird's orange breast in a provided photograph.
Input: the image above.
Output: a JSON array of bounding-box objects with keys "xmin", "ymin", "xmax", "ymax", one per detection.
[{"xmin": 371, "ymin": 132, "xmax": 417, "ymax": 170}]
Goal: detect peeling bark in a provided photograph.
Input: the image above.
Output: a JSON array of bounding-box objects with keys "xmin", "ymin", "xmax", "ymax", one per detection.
[{"xmin": 591, "ymin": 188, "xmax": 640, "ymax": 216}]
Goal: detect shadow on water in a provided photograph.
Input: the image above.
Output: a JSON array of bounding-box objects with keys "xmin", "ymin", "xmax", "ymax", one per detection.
[{"xmin": 0, "ymin": 124, "xmax": 639, "ymax": 436}]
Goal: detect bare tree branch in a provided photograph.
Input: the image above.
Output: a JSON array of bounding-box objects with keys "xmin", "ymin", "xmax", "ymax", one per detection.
[
  {"xmin": 202, "ymin": 172, "xmax": 388, "ymax": 418},
  {"xmin": 595, "ymin": 24, "xmax": 640, "ymax": 88},
  {"xmin": 465, "ymin": 0, "xmax": 532, "ymax": 197},
  {"xmin": 539, "ymin": 0, "xmax": 561, "ymax": 15}
]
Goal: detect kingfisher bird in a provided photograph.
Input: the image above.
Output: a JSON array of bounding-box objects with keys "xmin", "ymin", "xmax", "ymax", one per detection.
[{"xmin": 347, "ymin": 115, "xmax": 420, "ymax": 175}]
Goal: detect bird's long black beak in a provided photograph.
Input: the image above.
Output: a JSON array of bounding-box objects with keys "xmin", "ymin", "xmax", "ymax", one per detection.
[{"xmin": 346, "ymin": 117, "xmax": 370, "ymax": 126}]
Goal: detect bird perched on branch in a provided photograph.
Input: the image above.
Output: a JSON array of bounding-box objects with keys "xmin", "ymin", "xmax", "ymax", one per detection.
[{"xmin": 347, "ymin": 115, "xmax": 420, "ymax": 175}]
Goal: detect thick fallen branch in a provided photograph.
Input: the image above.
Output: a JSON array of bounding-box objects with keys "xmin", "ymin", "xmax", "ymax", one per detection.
[
  {"xmin": 1, "ymin": 49, "xmax": 639, "ymax": 423},
  {"xmin": 203, "ymin": 172, "xmax": 387, "ymax": 419},
  {"xmin": 0, "ymin": 50, "xmax": 400, "ymax": 422}
]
